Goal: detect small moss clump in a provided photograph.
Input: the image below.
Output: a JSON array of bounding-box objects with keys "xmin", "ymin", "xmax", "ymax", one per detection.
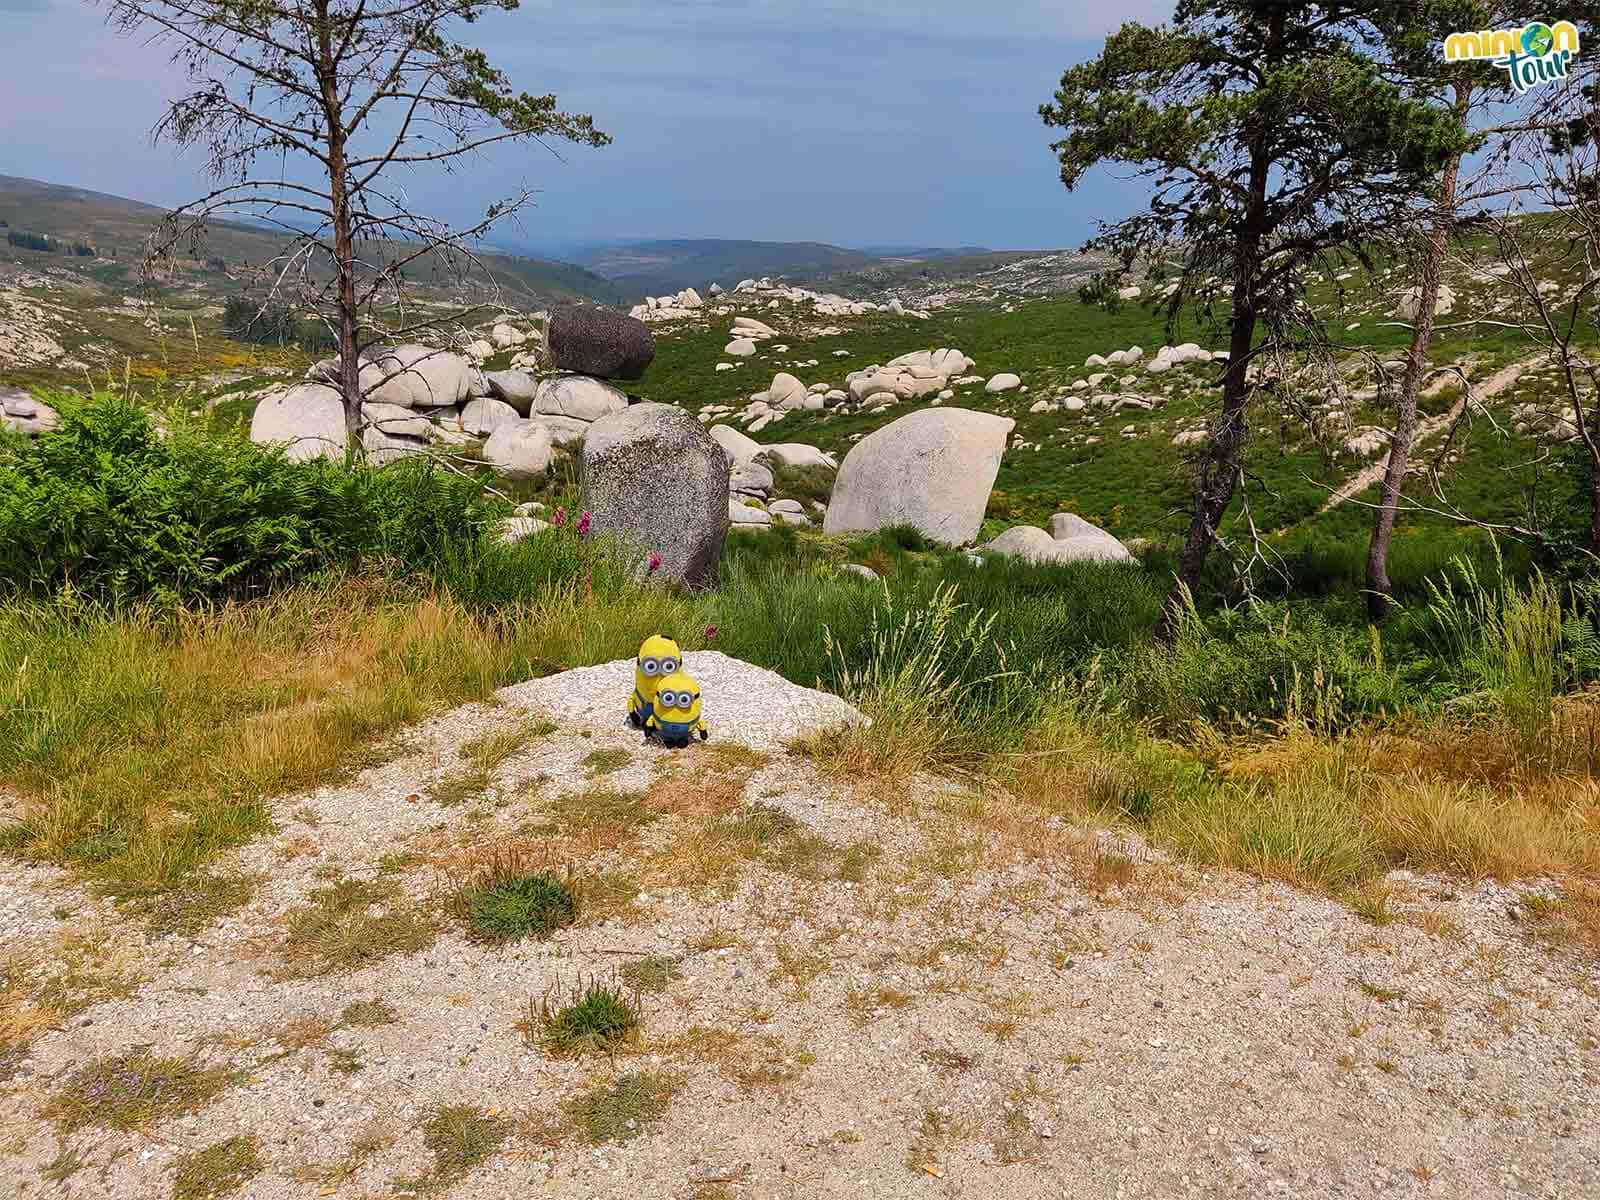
[
  {"xmin": 618, "ymin": 955, "xmax": 682, "ymax": 994},
  {"xmin": 171, "ymin": 1135, "xmax": 261, "ymax": 1200},
  {"xmin": 566, "ymin": 1071, "xmax": 682, "ymax": 1144},
  {"xmin": 340, "ymin": 997, "xmax": 398, "ymax": 1028},
  {"xmin": 582, "ymin": 748, "xmax": 632, "ymax": 776}
]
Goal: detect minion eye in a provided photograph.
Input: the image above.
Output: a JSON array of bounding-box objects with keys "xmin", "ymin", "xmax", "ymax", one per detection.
[
  {"xmin": 661, "ymin": 657, "xmax": 678, "ymax": 674},
  {"xmin": 660, "ymin": 690, "xmax": 678, "ymax": 707},
  {"xmin": 642, "ymin": 657, "xmax": 660, "ymax": 676}
]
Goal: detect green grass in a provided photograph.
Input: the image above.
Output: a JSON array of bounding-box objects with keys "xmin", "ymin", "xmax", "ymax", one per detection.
[
  {"xmin": 397, "ymin": 1104, "xmax": 509, "ymax": 1193},
  {"xmin": 170, "ymin": 1136, "xmax": 262, "ymax": 1200},
  {"xmin": 582, "ymin": 747, "xmax": 633, "ymax": 776},
  {"xmin": 565, "ymin": 1071, "xmax": 682, "ymax": 1144},
  {"xmin": 453, "ymin": 862, "xmax": 578, "ymax": 943},
  {"xmin": 45, "ymin": 1050, "xmax": 233, "ymax": 1133},
  {"xmin": 277, "ymin": 877, "xmax": 435, "ymax": 979},
  {"xmin": 529, "ymin": 979, "xmax": 641, "ymax": 1058}
]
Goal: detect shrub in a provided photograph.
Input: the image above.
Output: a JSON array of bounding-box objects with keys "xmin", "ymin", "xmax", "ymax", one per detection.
[
  {"xmin": 6, "ymin": 230, "xmax": 50, "ymax": 252},
  {"xmin": 222, "ymin": 296, "xmax": 300, "ymax": 346},
  {"xmin": 1103, "ymin": 592, "xmax": 1410, "ymax": 735},
  {"xmin": 0, "ymin": 395, "xmax": 493, "ymax": 603}
]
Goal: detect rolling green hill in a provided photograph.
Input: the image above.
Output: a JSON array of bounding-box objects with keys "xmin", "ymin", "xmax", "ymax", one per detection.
[{"xmin": 0, "ymin": 174, "xmax": 621, "ymax": 308}]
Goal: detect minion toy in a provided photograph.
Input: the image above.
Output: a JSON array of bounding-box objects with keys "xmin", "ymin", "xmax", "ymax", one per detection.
[
  {"xmin": 644, "ymin": 669, "xmax": 707, "ymax": 749},
  {"xmin": 627, "ymin": 635, "xmax": 682, "ymax": 729}
]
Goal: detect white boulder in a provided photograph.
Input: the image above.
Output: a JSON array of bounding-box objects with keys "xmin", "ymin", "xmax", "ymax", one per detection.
[
  {"xmin": 482, "ymin": 420, "xmax": 554, "ymax": 480},
  {"xmin": 533, "ymin": 374, "xmax": 629, "ymax": 423},
  {"xmin": 250, "ymin": 383, "xmax": 346, "ymax": 462},
  {"xmin": 824, "ymin": 408, "xmax": 1013, "ymax": 545}
]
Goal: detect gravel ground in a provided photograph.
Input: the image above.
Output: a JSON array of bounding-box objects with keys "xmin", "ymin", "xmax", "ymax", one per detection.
[{"xmin": 1, "ymin": 658, "xmax": 1596, "ymax": 1200}]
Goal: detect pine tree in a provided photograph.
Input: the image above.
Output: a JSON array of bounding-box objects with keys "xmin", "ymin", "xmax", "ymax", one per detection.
[{"xmin": 1042, "ymin": 1, "xmax": 1466, "ymax": 628}]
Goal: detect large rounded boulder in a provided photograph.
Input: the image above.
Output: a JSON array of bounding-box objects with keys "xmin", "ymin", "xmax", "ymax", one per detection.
[
  {"xmin": 485, "ymin": 369, "xmax": 539, "ymax": 415},
  {"xmin": 823, "ymin": 408, "xmax": 1013, "ymax": 545},
  {"xmin": 580, "ymin": 402, "xmax": 730, "ymax": 587},
  {"xmin": 533, "ymin": 374, "xmax": 629, "ymax": 422},
  {"xmin": 250, "ymin": 383, "xmax": 346, "ymax": 462},
  {"xmin": 548, "ymin": 305, "xmax": 655, "ymax": 380},
  {"xmin": 482, "ymin": 421, "xmax": 554, "ymax": 480},
  {"xmin": 365, "ymin": 344, "xmax": 474, "ymax": 408}
]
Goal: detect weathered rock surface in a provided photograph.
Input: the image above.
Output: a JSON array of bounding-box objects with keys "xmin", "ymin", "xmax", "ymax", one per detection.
[
  {"xmin": 580, "ymin": 402, "xmax": 730, "ymax": 586},
  {"xmin": 767, "ymin": 372, "xmax": 809, "ymax": 411},
  {"xmin": 460, "ymin": 397, "xmax": 522, "ymax": 438},
  {"xmin": 0, "ymin": 388, "xmax": 59, "ymax": 436},
  {"xmin": 708, "ymin": 424, "xmax": 763, "ymax": 464},
  {"xmin": 824, "ymin": 408, "xmax": 1013, "ymax": 545},
  {"xmin": 533, "ymin": 373, "xmax": 629, "ymax": 423},
  {"xmin": 366, "ymin": 344, "xmax": 475, "ymax": 408},
  {"xmin": 729, "ymin": 498, "xmax": 772, "ymax": 527},
  {"xmin": 984, "ymin": 516, "xmax": 1136, "ymax": 565},
  {"xmin": 485, "ymin": 369, "xmax": 539, "ymax": 415},
  {"xmin": 251, "ymin": 383, "xmax": 346, "ymax": 462},
  {"xmin": 482, "ymin": 420, "xmax": 554, "ymax": 480},
  {"xmin": 548, "ymin": 305, "xmax": 655, "ymax": 380},
  {"xmin": 760, "ymin": 443, "xmax": 837, "ymax": 471}
]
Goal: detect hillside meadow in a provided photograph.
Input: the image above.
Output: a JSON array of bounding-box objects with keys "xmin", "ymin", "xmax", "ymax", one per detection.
[{"xmin": 0, "ymin": 382, "xmax": 1595, "ymax": 959}]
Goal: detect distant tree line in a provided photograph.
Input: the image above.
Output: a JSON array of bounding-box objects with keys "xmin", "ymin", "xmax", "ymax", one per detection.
[
  {"xmin": 223, "ymin": 296, "xmax": 336, "ymax": 354},
  {"xmin": 3, "ymin": 230, "xmax": 97, "ymax": 257}
]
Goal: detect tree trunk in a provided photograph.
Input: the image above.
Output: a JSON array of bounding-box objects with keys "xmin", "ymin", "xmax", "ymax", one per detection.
[
  {"xmin": 1159, "ymin": 149, "xmax": 1269, "ymax": 638},
  {"xmin": 1366, "ymin": 86, "xmax": 1469, "ymax": 622},
  {"xmin": 314, "ymin": 2, "xmax": 361, "ymax": 451}
]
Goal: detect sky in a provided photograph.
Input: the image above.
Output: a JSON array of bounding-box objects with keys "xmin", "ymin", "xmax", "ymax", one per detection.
[{"xmin": 0, "ymin": 0, "xmax": 1177, "ymax": 252}]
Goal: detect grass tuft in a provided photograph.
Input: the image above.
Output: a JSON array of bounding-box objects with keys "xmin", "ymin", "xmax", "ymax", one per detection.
[
  {"xmin": 452, "ymin": 857, "xmax": 577, "ymax": 943},
  {"xmin": 171, "ymin": 1135, "xmax": 261, "ymax": 1200},
  {"xmin": 525, "ymin": 977, "xmax": 641, "ymax": 1058}
]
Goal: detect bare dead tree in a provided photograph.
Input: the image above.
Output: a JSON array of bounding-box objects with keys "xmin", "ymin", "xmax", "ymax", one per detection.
[{"xmin": 104, "ymin": 0, "xmax": 609, "ymax": 445}]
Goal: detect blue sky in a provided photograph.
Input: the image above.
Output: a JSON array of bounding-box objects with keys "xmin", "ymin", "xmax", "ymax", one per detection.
[{"xmin": 0, "ymin": 1, "xmax": 1175, "ymax": 251}]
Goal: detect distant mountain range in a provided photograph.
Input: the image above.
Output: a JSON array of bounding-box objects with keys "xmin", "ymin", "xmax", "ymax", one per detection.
[
  {"xmin": 2, "ymin": 174, "xmax": 1060, "ymax": 309},
  {"xmin": 492, "ymin": 237, "xmax": 1009, "ymax": 299}
]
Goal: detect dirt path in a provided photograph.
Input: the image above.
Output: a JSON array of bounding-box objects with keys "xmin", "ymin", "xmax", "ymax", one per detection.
[
  {"xmin": 1, "ymin": 688, "xmax": 1596, "ymax": 1200},
  {"xmin": 1318, "ymin": 357, "xmax": 1538, "ymax": 515}
]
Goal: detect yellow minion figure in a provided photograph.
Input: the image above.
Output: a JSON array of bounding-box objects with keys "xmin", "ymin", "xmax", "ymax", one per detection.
[
  {"xmin": 627, "ymin": 634, "xmax": 682, "ymax": 729},
  {"xmin": 644, "ymin": 670, "xmax": 707, "ymax": 749}
]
